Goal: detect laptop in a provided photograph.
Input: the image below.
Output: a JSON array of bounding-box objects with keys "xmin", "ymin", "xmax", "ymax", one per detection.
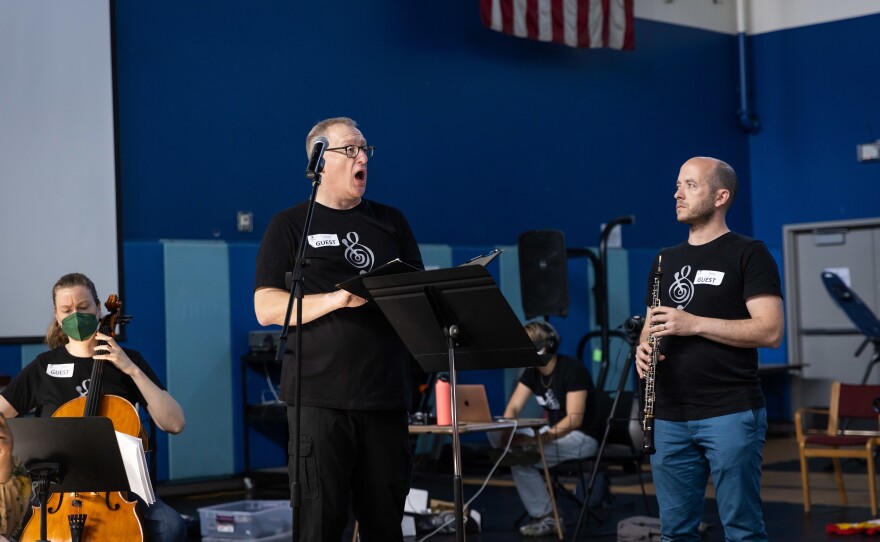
[{"xmin": 455, "ymin": 384, "xmax": 494, "ymax": 423}]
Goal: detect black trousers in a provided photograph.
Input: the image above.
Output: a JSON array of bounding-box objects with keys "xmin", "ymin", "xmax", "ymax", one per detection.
[{"xmin": 288, "ymin": 405, "xmax": 412, "ymax": 542}]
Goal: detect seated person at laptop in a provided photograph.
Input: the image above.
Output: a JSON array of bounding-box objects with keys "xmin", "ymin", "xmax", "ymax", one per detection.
[{"xmin": 488, "ymin": 321, "xmax": 600, "ymax": 537}]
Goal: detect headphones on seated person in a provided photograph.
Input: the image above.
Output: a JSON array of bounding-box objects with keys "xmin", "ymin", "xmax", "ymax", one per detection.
[{"xmin": 526, "ymin": 320, "xmax": 560, "ymax": 355}]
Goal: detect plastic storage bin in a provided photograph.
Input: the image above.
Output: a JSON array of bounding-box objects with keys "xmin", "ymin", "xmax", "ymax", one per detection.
[{"xmin": 199, "ymin": 500, "xmax": 292, "ymax": 539}]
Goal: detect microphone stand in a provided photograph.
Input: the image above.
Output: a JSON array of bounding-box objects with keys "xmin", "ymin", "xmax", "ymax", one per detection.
[
  {"xmin": 274, "ymin": 171, "xmax": 322, "ymax": 542},
  {"xmin": 596, "ymin": 215, "xmax": 635, "ymax": 390},
  {"xmin": 573, "ymin": 328, "xmax": 640, "ymax": 539}
]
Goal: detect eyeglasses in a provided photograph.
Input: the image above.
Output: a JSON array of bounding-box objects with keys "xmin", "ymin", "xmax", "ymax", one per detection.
[{"xmin": 325, "ymin": 145, "xmax": 375, "ymax": 159}]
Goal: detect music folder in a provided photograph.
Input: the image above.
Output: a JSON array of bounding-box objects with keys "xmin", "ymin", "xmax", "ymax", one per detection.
[
  {"xmin": 459, "ymin": 248, "xmax": 502, "ymax": 267},
  {"xmin": 336, "ymin": 249, "xmax": 503, "ymax": 301},
  {"xmin": 336, "ymin": 258, "xmax": 421, "ymax": 300}
]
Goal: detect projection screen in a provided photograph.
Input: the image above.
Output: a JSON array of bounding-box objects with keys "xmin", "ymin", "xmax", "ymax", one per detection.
[{"xmin": 0, "ymin": 0, "xmax": 121, "ymax": 342}]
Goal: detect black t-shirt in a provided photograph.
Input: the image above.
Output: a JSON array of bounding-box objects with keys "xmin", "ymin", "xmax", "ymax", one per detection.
[
  {"xmin": 519, "ymin": 355, "xmax": 600, "ymax": 439},
  {"xmin": 1, "ymin": 346, "xmax": 164, "ymax": 417},
  {"xmin": 254, "ymin": 198, "xmax": 423, "ymax": 410},
  {"xmin": 644, "ymin": 232, "xmax": 782, "ymax": 421}
]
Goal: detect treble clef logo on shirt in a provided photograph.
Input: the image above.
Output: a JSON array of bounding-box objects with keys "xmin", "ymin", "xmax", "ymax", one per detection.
[
  {"xmin": 342, "ymin": 231, "xmax": 375, "ymax": 273},
  {"xmin": 669, "ymin": 265, "xmax": 694, "ymax": 309},
  {"xmin": 76, "ymin": 378, "xmax": 90, "ymax": 397}
]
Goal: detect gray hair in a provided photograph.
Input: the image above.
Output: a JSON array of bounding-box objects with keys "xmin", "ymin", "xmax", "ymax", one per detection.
[{"xmin": 305, "ymin": 117, "xmax": 358, "ymax": 157}]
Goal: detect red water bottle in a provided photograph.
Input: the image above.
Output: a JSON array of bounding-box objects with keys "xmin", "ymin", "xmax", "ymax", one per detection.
[{"xmin": 435, "ymin": 375, "xmax": 451, "ymax": 426}]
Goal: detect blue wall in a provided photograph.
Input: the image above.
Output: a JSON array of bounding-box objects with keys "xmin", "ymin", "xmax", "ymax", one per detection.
[
  {"xmin": 113, "ymin": 2, "xmax": 750, "ymax": 250},
  {"xmin": 748, "ymin": 13, "xmax": 880, "ymax": 248}
]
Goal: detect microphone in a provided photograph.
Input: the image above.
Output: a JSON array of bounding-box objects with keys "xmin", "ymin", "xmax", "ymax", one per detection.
[{"xmin": 305, "ymin": 136, "xmax": 329, "ymax": 180}]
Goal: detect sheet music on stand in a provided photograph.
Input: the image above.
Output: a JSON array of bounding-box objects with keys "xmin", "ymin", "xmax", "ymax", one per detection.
[
  {"xmin": 459, "ymin": 248, "xmax": 501, "ymax": 267},
  {"xmin": 336, "ymin": 249, "xmax": 503, "ymax": 301},
  {"xmin": 7, "ymin": 417, "xmax": 154, "ymax": 505},
  {"xmin": 336, "ymin": 259, "xmax": 421, "ymax": 300},
  {"xmin": 116, "ymin": 431, "xmax": 155, "ymax": 504},
  {"xmin": 7, "ymin": 417, "xmax": 140, "ymax": 542}
]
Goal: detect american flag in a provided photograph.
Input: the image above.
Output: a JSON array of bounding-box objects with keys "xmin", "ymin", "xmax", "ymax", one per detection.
[{"xmin": 480, "ymin": 0, "xmax": 635, "ymax": 50}]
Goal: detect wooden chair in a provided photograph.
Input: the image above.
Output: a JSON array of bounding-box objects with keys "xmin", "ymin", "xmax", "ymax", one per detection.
[{"xmin": 795, "ymin": 381, "xmax": 880, "ymax": 515}]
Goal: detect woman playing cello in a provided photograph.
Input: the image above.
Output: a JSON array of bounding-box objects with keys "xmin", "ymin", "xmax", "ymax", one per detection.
[
  {"xmin": 0, "ymin": 412, "xmax": 15, "ymax": 541},
  {"xmin": 0, "ymin": 273, "xmax": 186, "ymax": 542}
]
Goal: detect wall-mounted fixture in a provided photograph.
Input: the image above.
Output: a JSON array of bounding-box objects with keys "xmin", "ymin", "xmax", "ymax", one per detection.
[
  {"xmin": 237, "ymin": 211, "xmax": 254, "ymax": 232},
  {"xmin": 857, "ymin": 141, "xmax": 880, "ymax": 163}
]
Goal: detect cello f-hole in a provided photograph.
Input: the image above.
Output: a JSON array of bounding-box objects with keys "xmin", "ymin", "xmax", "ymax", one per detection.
[
  {"xmin": 47, "ymin": 493, "xmax": 64, "ymax": 514},
  {"xmin": 105, "ymin": 492, "xmax": 122, "ymax": 511}
]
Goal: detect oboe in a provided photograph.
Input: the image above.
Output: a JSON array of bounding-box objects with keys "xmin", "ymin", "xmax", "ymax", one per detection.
[{"xmin": 641, "ymin": 255, "xmax": 662, "ymax": 455}]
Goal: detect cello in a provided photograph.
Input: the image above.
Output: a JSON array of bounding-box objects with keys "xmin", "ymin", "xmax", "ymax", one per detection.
[{"xmin": 20, "ymin": 295, "xmax": 146, "ymax": 542}]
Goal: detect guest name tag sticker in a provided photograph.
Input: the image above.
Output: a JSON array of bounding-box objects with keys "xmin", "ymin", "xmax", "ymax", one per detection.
[
  {"xmin": 694, "ymin": 270, "xmax": 724, "ymax": 286},
  {"xmin": 46, "ymin": 364, "xmax": 75, "ymax": 378},
  {"xmin": 307, "ymin": 233, "xmax": 340, "ymax": 248}
]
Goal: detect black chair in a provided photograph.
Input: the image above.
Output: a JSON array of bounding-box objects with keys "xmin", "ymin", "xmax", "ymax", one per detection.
[{"xmin": 547, "ymin": 391, "xmax": 651, "ymax": 514}]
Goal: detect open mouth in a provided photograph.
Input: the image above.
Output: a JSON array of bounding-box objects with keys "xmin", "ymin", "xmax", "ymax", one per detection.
[{"xmin": 355, "ymin": 170, "xmax": 366, "ymax": 182}]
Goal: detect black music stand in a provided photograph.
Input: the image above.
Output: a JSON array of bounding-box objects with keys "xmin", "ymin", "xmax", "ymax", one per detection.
[
  {"xmin": 7, "ymin": 417, "xmax": 131, "ymax": 542},
  {"xmin": 364, "ymin": 265, "xmax": 542, "ymax": 541},
  {"xmin": 822, "ymin": 271, "xmax": 880, "ymax": 384}
]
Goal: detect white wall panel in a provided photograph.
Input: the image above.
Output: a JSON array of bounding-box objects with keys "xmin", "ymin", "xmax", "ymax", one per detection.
[{"xmin": 635, "ymin": 0, "xmax": 880, "ymax": 35}]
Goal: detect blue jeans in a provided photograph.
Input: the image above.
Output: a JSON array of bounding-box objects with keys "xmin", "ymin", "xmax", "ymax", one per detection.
[
  {"xmin": 488, "ymin": 429, "xmax": 598, "ymax": 518},
  {"xmin": 138, "ymin": 497, "xmax": 187, "ymax": 542},
  {"xmin": 650, "ymin": 408, "xmax": 768, "ymax": 542}
]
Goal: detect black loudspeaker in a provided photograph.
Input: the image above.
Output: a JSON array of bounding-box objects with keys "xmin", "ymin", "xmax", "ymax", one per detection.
[{"xmin": 518, "ymin": 230, "xmax": 569, "ymax": 319}]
